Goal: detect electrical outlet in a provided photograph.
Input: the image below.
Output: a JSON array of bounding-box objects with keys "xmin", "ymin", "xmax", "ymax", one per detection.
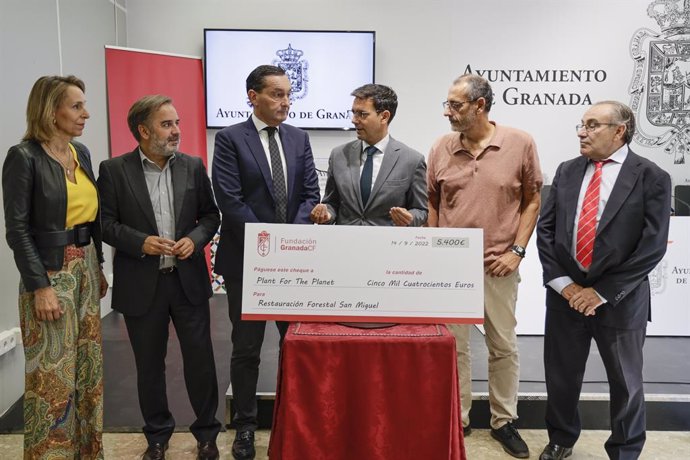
[
  {"xmin": 0, "ymin": 330, "xmax": 16, "ymax": 356},
  {"xmin": 0, "ymin": 327, "xmax": 21, "ymax": 356}
]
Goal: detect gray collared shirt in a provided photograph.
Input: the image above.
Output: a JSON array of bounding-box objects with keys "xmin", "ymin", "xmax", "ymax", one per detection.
[{"xmin": 139, "ymin": 149, "xmax": 176, "ymax": 269}]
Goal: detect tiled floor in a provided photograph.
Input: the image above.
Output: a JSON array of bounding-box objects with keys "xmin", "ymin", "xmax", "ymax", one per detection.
[{"xmin": 1, "ymin": 429, "xmax": 689, "ymax": 459}]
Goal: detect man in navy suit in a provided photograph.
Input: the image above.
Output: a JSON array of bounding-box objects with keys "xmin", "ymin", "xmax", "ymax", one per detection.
[
  {"xmin": 537, "ymin": 101, "xmax": 671, "ymax": 460},
  {"xmin": 212, "ymin": 65, "xmax": 320, "ymax": 460}
]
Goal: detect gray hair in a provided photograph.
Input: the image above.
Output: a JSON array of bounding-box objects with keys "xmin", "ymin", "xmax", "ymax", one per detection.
[
  {"xmin": 453, "ymin": 74, "xmax": 493, "ymax": 112},
  {"xmin": 594, "ymin": 100, "xmax": 635, "ymax": 144}
]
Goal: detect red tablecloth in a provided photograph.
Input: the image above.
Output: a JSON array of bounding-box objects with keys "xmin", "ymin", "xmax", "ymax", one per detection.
[{"xmin": 268, "ymin": 322, "xmax": 466, "ymax": 460}]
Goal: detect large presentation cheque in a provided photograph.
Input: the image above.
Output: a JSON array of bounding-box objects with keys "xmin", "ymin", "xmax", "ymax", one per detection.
[{"xmin": 242, "ymin": 223, "xmax": 484, "ymax": 324}]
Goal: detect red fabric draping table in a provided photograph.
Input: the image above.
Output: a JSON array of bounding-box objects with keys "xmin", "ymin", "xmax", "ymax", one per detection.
[{"xmin": 268, "ymin": 322, "xmax": 466, "ymax": 460}]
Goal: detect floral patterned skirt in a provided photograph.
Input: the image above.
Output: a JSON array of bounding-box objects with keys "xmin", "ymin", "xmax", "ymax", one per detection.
[{"xmin": 18, "ymin": 243, "xmax": 103, "ymax": 459}]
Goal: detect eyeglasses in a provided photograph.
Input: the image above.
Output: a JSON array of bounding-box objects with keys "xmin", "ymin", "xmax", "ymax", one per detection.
[
  {"xmin": 442, "ymin": 100, "xmax": 476, "ymax": 112},
  {"xmin": 351, "ymin": 110, "xmax": 381, "ymax": 120},
  {"xmin": 575, "ymin": 122, "xmax": 619, "ymax": 133}
]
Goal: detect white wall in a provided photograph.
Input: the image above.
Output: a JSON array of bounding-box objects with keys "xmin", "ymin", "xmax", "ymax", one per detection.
[{"xmin": 0, "ymin": 0, "xmax": 125, "ymax": 417}]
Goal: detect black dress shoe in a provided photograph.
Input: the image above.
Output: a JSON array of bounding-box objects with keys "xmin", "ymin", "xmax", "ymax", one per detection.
[
  {"xmin": 197, "ymin": 440, "xmax": 220, "ymax": 460},
  {"xmin": 142, "ymin": 442, "xmax": 168, "ymax": 460},
  {"xmin": 463, "ymin": 425, "xmax": 472, "ymax": 437},
  {"xmin": 539, "ymin": 443, "xmax": 573, "ymax": 460},
  {"xmin": 232, "ymin": 430, "xmax": 256, "ymax": 460}
]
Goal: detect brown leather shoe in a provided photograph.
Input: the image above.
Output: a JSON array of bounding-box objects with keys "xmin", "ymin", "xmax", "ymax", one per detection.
[
  {"xmin": 197, "ymin": 440, "xmax": 220, "ymax": 460},
  {"xmin": 142, "ymin": 442, "xmax": 168, "ymax": 460}
]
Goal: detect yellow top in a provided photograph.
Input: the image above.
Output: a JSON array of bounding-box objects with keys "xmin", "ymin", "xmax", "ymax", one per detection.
[{"xmin": 65, "ymin": 143, "xmax": 98, "ymax": 228}]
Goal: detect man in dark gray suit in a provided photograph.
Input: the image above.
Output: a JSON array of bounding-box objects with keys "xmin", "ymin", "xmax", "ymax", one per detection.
[
  {"xmin": 310, "ymin": 84, "xmax": 427, "ymax": 226},
  {"xmin": 537, "ymin": 101, "xmax": 672, "ymax": 460},
  {"xmin": 98, "ymin": 95, "xmax": 221, "ymax": 460}
]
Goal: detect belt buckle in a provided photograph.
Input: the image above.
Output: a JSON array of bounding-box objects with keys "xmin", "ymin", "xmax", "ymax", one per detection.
[{"xmin": 74, "ymin": 224, "xmax": 91, "ymax": 247}]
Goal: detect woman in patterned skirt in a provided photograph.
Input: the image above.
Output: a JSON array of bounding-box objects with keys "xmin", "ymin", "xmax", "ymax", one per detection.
[{"xmin": 2, "ymin": 75, "xmax": 108, "ymax": 459}]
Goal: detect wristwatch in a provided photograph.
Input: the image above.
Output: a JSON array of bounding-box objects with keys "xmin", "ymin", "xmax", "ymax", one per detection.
[{"xmin": 510, "ymin": 244, "xmax": 526, "ymax": 258}]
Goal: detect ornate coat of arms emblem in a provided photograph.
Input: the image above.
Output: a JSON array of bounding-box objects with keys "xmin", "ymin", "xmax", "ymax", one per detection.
[
  {"xmin": 273, "ymin": 44, "xmax": 309, "ymax": 100},
  {"xmin": 630, "ymin": 0, "xmax": 690, "ymax": 164},
  {"xmin": 257, "ymin": 231, "xmax": 271, "ymax": 257}
]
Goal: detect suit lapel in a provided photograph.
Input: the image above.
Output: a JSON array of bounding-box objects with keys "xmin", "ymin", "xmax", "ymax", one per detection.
[
  {"xmin": 242, "ymin": 120, "xmax": 274, "ymax": 197},
  {"xmin": 171, "ymin": 155, "xmax": 187, "ymax": 230},
  {"xmin": 369, "ymin": 139, "xmax": 401, "ymax": 206},
  {"xmin": 279, "ymin": 127, "xmax": 296, "ymax": 200},
  {"xmin": 564, "ymin": 157, "xmax": 589, "ymax": 245},
  {"xmin": 348, "ymin": 141, "xmax": 364, "ymax": 208},
  {"xmin": 597, "ymin": 153, "xmax": 640, "ymax": 235},
  {"xmin": 122, "ymin": 151, "xmax": 158, "ymax": 231}
]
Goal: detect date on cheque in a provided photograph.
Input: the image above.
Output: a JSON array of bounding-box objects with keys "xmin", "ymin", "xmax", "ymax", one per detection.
[{"xmin": 432, "ymin": 237, "xmax": 469, "ymax": 248}]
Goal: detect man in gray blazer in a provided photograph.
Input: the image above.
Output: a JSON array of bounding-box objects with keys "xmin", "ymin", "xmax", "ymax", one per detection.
[{"xmin": 310, "ymin": 84, "xmax": 427, "ymax": 226}]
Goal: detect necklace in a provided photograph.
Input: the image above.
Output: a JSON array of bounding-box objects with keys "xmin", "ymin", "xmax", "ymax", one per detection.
[{"xmin": 44, "ymin": 143, "xmax": 73, "ymax": 175}]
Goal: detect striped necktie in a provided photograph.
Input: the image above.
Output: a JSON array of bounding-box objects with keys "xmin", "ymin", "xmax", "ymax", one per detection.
[{"xmin": 575, "ymin": 160, "xmax": 611, "ymax": 269}]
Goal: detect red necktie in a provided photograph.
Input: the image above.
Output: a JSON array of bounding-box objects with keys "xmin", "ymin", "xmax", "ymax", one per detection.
[{"xmin": 575, "ymin": 160, "xmax": 610, "ymax": 269}]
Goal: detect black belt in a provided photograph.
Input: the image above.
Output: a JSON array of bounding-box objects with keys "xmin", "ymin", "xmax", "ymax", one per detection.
[
  {"xmin": 33, "ymin": 222, "xmax": 94, "ymax": 248},
  {"xmin": 159, "ymin": 266, "xmax": 177, "ymax": 274}
]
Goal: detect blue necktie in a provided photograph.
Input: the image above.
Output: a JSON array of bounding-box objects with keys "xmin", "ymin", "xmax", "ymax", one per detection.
[
  {"xmin": 360, "ymin": 145, "xmax": 377, "ymax": 206},
  {"xmin": 265, "ymin": 127, "xmax": 287, "ymax": 223}
]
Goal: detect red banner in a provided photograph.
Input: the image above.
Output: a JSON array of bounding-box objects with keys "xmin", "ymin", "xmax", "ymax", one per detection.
[{"xmin": 104, "ymin": 47, "xmax": 207, "ymax": 166}]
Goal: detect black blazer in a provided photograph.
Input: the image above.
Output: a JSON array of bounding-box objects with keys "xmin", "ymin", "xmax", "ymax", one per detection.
[
  {"xmin": 98, "ymin": 149, "xmax": 220, "ymax": 315},
  {"xmin": 3, "ymin": 139, "xmax": 103, "ymax": 291},
  {"xmin": 211, "ymin": 118, "xmax": 320, "ymax": 280},
  {"xmin": 537, "ymin": 150, "xmax": 672, "ymax": 329}
]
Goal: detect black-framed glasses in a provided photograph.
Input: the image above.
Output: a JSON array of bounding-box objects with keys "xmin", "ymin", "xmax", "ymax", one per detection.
[
  {"xmin": 575, "ymin": 122, "xmax": 619, "ymax": 133},
  {"xmin": 351, "ymin": 110, "xmax": 382, "ymax": 120},
  {"xmin": 442, "ymin": 99, "xmax": 476, "ymax": 111}
]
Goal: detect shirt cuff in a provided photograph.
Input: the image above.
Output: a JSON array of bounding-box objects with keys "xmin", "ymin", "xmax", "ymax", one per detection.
[
  {"xmin": 547, "ymin": 276, "xmax": 574, "ymax": 295},
  {"xmin": 547, "ymin": 277, "xmax": 607, "ymax": 305}
]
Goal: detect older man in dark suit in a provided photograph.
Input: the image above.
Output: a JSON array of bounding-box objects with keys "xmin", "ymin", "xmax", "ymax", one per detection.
[
  {"xmin": 98, "ymin": 95, "xmax": 221, "ymax": 460},
  {"xmin": 310, "ymin": 84, "xmax": 427, "ymax": 227},
  {"xmin": 212, "ymin": 65, "xmax": 320, "ymax": 460},
  {"xmin": 537, "ymin": 101, "xmax": 672, "ymax": 460}
]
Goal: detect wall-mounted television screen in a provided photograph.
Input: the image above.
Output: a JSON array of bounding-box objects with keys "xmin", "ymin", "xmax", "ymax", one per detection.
[{"xmin": 204, "ymin": 29, "xmax": 375, "ymax": 130}]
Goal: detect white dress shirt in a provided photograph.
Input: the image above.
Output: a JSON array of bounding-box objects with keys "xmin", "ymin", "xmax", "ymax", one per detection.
[
  {"xmin": 360, "ymin": 134, "xmax": 390, "ymax": 194},
  {"xmin": 547, "ymin": 144, "xmax": 628, "ymax": 300}
]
